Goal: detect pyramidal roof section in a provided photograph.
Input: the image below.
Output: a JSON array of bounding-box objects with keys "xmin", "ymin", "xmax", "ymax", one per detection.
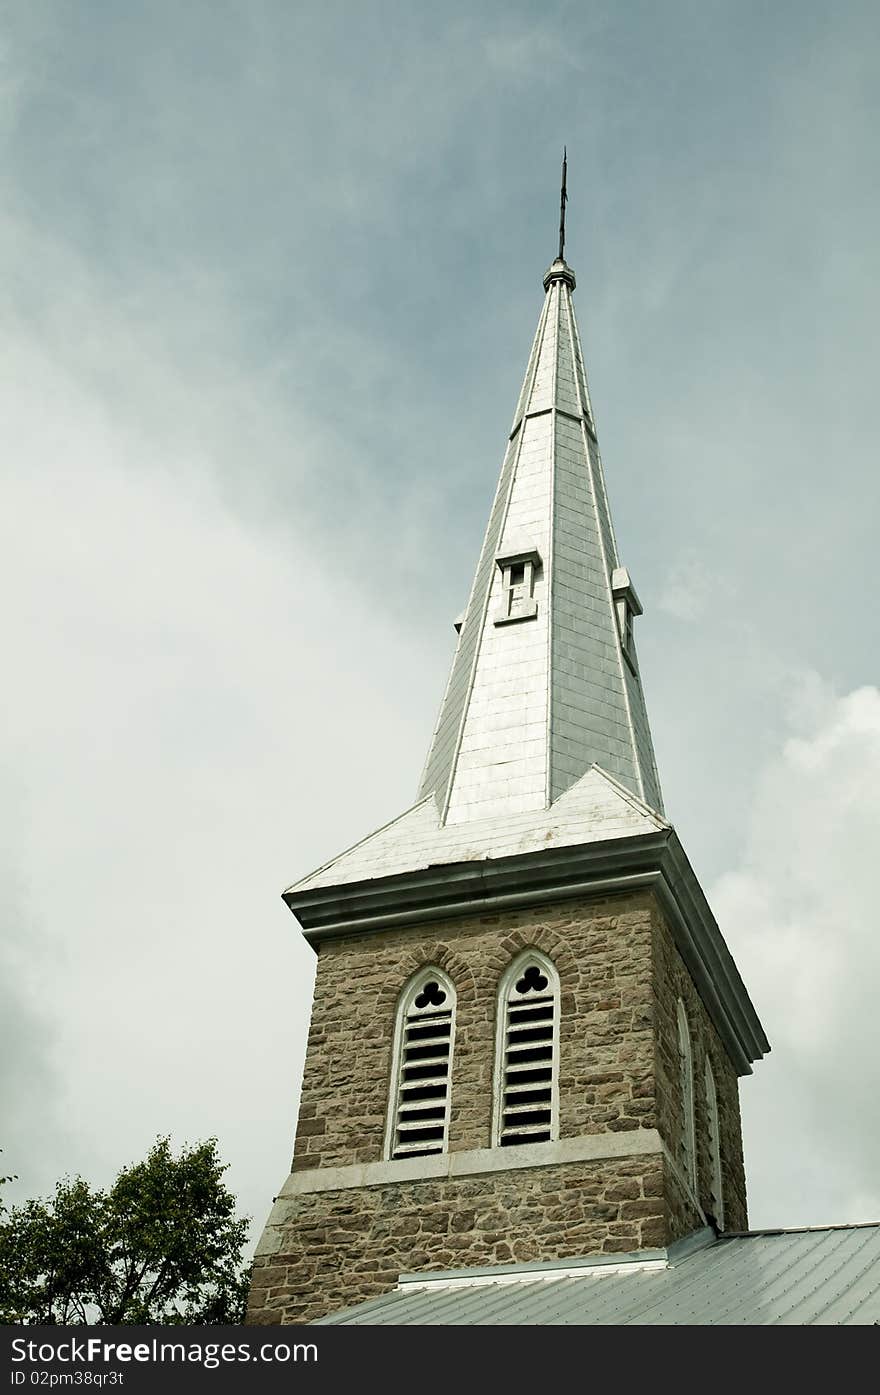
[
  {"xmin": 288, "ymin": 766, "xmax": 669, "ymax": 896},
  {"xmin": 418, "ymin": 254, "xmax": 664, "ymax": 824}
]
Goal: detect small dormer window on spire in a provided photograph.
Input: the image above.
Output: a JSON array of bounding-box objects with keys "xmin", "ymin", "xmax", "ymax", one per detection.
[
  {"xmin": 495, "ymin": 546, "xmax": 541, "ymax": 626},
  {"xmin": 611, "ymin": 566, "xmax": 642, "ymax": 669}
]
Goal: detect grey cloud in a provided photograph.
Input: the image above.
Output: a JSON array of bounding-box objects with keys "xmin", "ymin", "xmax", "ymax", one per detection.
[
  {"xmin": 715, "ymin": 684, "xmax": 880, "ymax": 1226},
  {"xmin": 1, "ymin": 0, "xmax": 878, "ymax": 1242}
]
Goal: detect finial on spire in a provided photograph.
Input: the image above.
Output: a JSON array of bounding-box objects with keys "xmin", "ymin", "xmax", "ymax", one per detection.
[
  {"xmin": 558, "ymin": 146, "xmax": 568, "ymax": 262},
  {"xmin": 544, "ymin": 149, "xmax": 575, "ymax": 290}
]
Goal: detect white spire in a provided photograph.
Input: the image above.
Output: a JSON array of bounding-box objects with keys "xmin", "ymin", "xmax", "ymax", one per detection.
[{"xmin": 418, "ymin": 254, "xmax": 663, "ymax": 824}]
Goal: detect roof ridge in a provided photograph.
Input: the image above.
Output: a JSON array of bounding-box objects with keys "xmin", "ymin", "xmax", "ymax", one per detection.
[
  {"xmin": 587, "ymin": 763, "xmax": 670, "ymax": 828},
  {"xmin": 722, "ymin": 1220, "xmax": 880, "ymax": 1237},
  {"xmin": 284, "ymin": 793, "xmax": 438, "ymax": 894}
]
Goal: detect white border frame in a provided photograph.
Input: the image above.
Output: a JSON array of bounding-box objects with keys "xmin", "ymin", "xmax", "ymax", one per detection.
[
  {"xmin": 676, "ymin": 998, "xmax": 697, "ymax": 1195},
  {"xmin": 704, "ymin": 1056, "xmax": 725, "ymax": 1231}
]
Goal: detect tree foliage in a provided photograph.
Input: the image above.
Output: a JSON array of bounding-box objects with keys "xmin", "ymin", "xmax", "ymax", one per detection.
[
  {"xmin": 0, "ymin": 1138, "xmax": 251, "ymax": 1325},
  {"xmin": 0, "ymin": 1152, "xmax": 15, "ymax": 1197}
]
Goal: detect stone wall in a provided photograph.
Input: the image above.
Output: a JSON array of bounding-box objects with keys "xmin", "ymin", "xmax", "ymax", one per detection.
[
  {"xmin": 249, "ymin": 1153, "xmax": 673, "ymax": 1325},
  {"xmin": 247, "ymin": 888, "xmax": 748, "ymax": 1323},
  {"xmin": 292, "ymin": 892, "xmax": 657, "ymax": 1172},
  {"xmin": 650, "ymin": 901, "xmax": 748, "ymax": 1234}
]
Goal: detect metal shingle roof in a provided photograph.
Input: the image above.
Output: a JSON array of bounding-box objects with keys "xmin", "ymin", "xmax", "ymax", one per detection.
[
  {"xmin": 416, "ymin": 256, "xmax": 663, "ymax": 827},
  {"xmin": 316, "ymin": 1225, "xmax": 880, "ymax": 1326},
  {"xmin": 286, "ymin": 764, "xmax": 665, "ymax": 895}
]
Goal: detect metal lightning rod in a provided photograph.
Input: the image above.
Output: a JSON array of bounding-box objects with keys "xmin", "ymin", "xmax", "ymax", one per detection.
[{"xmin": 558, "ymin": 147, "xmax": 568, "ymax": 262}]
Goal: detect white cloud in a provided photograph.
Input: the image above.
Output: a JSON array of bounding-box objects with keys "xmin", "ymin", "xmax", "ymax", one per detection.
[
  {"xmin": 0, "ymin": 271, "xmax": 440, "ymax": 1244},
  {"xmin": 714, "ymin": 681, "xmax": 880, "ymax": 1226},
  {"xmin": 657, "ymin": 552, "xmax": 712, "ymax": 621},
  {"xmin": 2, "ymin": 0, "xmax": 878, "ymax": 1265},
  {"xmin": 656, "ymin": 550, "xmax": 737, "ymax": 624},
  {"xmin": 483, "ymin": 29, "xmax": 585, "ymax": 79}
]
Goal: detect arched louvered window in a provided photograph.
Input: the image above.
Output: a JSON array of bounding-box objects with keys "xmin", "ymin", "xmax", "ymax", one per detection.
[
  {"xmin": 676, "ymin": 999, "xmax": 697, "ymax": 1194},
  {"xmin": 704, "ymin": 1057, "xmax": 725, "ymax": 1230},
  {"xmin": 385, "ymin": 968, "xmax": 456, "ymax": 1161},
  {"xmin": 493, "ymin": 951, "xmax": 560, "ymax": 1147}
]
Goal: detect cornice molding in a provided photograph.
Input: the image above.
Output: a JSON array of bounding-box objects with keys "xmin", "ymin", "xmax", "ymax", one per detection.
[{"xmin": 285, "ymin": 829, "xmax": 769, "ymax": 1076}]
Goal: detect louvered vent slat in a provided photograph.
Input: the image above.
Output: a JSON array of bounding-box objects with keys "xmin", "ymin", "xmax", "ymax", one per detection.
[
  {"xmin": 390, "ymin": 977, "xmax": 454, "ymax": 1160},
  {"xmin": 498, "ymin": 959, "xmax": 558, "ymax": 1147}
]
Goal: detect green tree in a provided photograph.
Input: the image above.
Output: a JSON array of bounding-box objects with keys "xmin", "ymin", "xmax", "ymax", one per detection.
[
  {"xmin": 0, "ymin": 1138, "xmax": 251, "ymax": 1325},
  {"xmin": 0, "ymin": 1152, "xmax": 15, "ymax": 1199}
]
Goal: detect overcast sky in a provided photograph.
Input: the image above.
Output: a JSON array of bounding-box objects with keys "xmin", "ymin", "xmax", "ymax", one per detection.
[{"xmin": 2, "ymin": 0, "xmax": 879, "ymax": 1246}]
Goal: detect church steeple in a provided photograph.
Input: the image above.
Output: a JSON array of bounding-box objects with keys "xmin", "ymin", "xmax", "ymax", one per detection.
[
  {"xmin": 248, "ymin": 171, "xmax": 768, "ymax": 1328},
  {"xmin": 419, "ymin": 177, "xmax": 662, "ymax": 823}
]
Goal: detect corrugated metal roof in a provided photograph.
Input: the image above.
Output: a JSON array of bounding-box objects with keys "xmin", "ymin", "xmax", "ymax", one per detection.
[{"xmin": 316, "ymin": 1225, "xmax": 880, "ymax": 1326}]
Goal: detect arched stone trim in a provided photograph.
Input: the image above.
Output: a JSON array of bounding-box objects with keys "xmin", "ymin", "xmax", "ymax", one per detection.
[
  {"xmin": 704, "ymin": 1056, "xmax": 725, "ymax": 1230},
  {"xmin": 492, "ymin": 948, "xmax": 561, "ymax": 1148},
  {"xmin": 676, "ymin": 997, "xmax": 697, "ymax": 1194},
  {"xmin": 377, "ymin": 942, "xmax": 475, "ymax": 1020},
  {"xmin": 383, "ymin": 965, "xmax": 457, "ymax": 1162},
  {"xmin": 484, "ymin": 925, "xmax": 578, "ymax": 986}
]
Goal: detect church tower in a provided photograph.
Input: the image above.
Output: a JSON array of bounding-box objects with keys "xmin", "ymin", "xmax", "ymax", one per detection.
[{"xmin": 248, "ymin": 167, "xmax": 769, "ymax": 1326}]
